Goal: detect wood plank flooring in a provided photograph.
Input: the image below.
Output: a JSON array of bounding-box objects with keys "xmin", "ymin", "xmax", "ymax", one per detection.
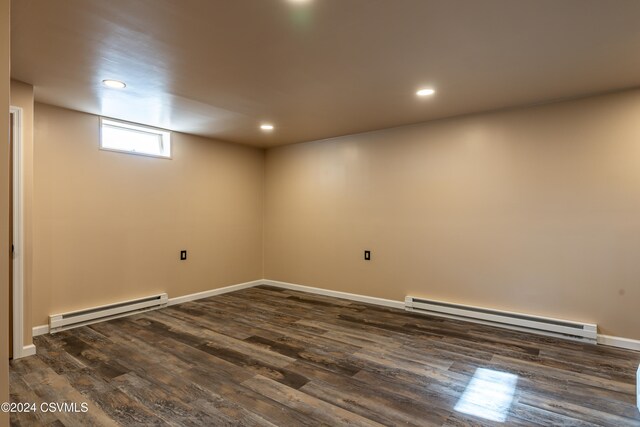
[{"xmin": 9, "ymin": 285, "xmax": 640, "ymax": 426}]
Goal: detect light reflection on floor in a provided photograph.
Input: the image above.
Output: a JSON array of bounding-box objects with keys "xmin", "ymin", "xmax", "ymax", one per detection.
[{"xmin": 454, "ymin": 368, "xmax": 519, "ymax": 423}]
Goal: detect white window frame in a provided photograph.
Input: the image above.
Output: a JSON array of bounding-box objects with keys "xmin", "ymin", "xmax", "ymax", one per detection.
[{"xmin": 99, "ymin": 117, "xmax": 172, "ymax": 159}]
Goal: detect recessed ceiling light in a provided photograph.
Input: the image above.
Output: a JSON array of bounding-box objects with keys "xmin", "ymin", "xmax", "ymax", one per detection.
[
  {"xmin": 102, "ymin": 79, "xmax": 126, "ymax": 89},
  {"xmin": 260, "ymin": 124, "xmax": 275, "ymax": 131},
  {"xmin": 416, "ymin": 88, "xmax": 435, "ymax": 96}
]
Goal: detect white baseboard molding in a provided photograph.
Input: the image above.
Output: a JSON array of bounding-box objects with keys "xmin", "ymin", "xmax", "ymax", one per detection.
[
  {"xmin": 27, "ymin": 278, "xmax": 640, "ymax": 354},
  {"xmin": 637, "ymin": 366, "xmax": 640, "ymax": 412},
  {"xmin": 11, "ymin": 343, "xmax": 37, "ymax": 359},
  {"xmin": 32, "ymin": 324, "xmax": 49, "ymax": 337},
  {"xmin": 167, "ymin": 280, "xmax": 264, "ymax": 306},
  {"xmin": 597, "ymin": 334, "xmax": 640, "ymax": 352},
  {"xmin": 263, "ymin": 280, "xmax": 640, "ymax": 352},
  {"xmin": 262, "ymin": 279, "xmax": 405, "ymax": 310},
  {"xmin": 21, "ymin": 344, "xmax": 36, "ymax": 357},
  {"xmin": 31, "ymin": 279, "xmax": 264, "ymax": 337}
]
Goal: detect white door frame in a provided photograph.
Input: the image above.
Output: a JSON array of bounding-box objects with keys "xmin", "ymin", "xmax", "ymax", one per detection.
[{"xmin": 10, "ymin": 106, "xmax": 33, "ymax": 359}]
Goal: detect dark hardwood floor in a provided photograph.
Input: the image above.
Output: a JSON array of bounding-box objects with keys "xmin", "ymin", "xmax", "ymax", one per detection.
[{"xmin": 9, "ymin": 285, "xmax": 640, "ymax": 426}]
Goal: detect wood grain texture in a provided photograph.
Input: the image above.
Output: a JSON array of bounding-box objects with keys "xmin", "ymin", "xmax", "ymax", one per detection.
[{"xmin": 10, "ymin": 285, "xmax": 640, "ymax": 426}]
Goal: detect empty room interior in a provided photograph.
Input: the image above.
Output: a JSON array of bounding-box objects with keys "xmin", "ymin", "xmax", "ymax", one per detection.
[{"xmin": 2, "ymin": 0, "xmax": 640, "ymax": 425}]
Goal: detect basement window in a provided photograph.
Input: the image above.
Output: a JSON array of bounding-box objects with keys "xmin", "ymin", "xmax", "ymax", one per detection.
[{"xmin": 100, "ymin": 118, "xmax": 171, "ymax": 159}]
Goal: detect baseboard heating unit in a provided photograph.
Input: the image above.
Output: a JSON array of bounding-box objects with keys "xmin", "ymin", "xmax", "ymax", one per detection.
[
  {"xmin": 49, "ymin": 293, "xmax": 168, "ymax": 333},
  {"xmin": 405, "ymin": 296, "xmax": 597, "ymax": 343}
]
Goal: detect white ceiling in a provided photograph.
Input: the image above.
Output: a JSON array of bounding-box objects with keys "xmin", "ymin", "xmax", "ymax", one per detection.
[{"xmin": 11, "ymin": 0, "xmax": 640, "ymax": 147}]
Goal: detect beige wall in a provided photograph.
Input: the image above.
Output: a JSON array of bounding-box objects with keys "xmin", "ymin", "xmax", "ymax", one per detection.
[
  {"xmin": 21, "ymin": 82, "xmax": 640, "ymax": 343},
  {"xmin": 32, "ymin": 103, "xmax": 264, "ymax": 326},
  {"xmin": 10, "ymin": 80, "xmax": 33, "ymax": 346},
  {"xmin": 1, "ymin": 0, "xmax": 9, "ymax": 421},
  {"xmin": 265, "ymin": 89, "xmax": 640, "ymax": 340}
]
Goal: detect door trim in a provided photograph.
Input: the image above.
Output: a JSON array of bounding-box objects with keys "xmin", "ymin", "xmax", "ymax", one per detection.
[{"xmin": 10, "ymin": 106, "xmax": 30, "ymax": 359}]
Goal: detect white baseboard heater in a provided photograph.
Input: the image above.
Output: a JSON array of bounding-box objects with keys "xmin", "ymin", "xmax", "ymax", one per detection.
[
  {"xmin": 49, "ymin": 293, "xmax": 168, "ymax": 333},
  {"xmin": 405, "ymin": 296, "xmax": 598, "ymax": 343}
]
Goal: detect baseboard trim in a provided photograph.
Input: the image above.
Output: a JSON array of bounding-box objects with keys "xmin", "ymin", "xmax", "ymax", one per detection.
[
  {"xmin": 33, "ymin": 324, "xmax": 49, "ymax": 337},
  {"xmin": 597, "ymin": 334, "xmax": 640, "ymax": 352},
  {"xmin": 264, "ymin": 280, "xmax": 640, "ymax": 352},
  {"xmin": 21, "ymin": 344, "xmax": 36, "ymax": 357},
  {"xmin": 28, "ymin": 278, "xmax": 640, "ymax": 353},
  {"xmin": 11, "ymin": 343, "xmax": 37, "ymax": 359},
  {"xmin": 262, "ymin": 279, "xmax": 405, "ymax": 310},
  {"xmin": 31, "ymin": 279, "xmax": 264, "ymax": 337},
  {"xmin": 167, "ymin": 280, "xmax": 264, "ymax": 306}
]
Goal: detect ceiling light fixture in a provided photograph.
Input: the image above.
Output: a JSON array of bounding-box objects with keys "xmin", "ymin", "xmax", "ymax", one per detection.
[
  {"xmin": 416, "ymin": 88, "xmax": 435, "ymax": 97},
  {"xmin": 260, "ymin": 124, "xmax": 275, "ymax": 131},
  {"xmin": 102, "ymin": 79, "xmax": 126, "ymax": 89}
]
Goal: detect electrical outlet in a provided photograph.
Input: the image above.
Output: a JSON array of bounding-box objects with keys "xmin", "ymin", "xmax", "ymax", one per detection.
[
  {"xmin": 364, "ymin": 250, "xmax": 371, "ymax": 261},
  {"xmin": 180, "ymin": 250, "xmax": 187, "ymax": 260}
]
